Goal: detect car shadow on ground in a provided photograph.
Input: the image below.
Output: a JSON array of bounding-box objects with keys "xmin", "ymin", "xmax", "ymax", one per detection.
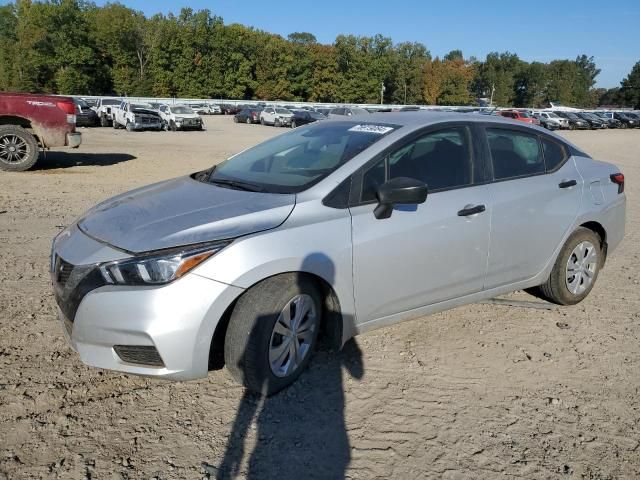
[
  {"xmin": 35, "ymin": 151, "xmax": 136, "ymax": 170},
  {"xmin": 209, "ymin": 253, "xmax": 364, "ymax": 480}
]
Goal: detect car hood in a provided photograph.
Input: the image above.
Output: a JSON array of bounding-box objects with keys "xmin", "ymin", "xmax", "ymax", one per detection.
[
  {"xmin": 78, "ymin": 176, "xmax": 296, "ymax": 253},
  {"xmin": 132, "ymin": 108, "xmax": 160, "ymax": 116}
]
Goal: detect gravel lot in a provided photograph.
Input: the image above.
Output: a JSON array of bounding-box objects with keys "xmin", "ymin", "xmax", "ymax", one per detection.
[{"xmin": 0, "ymin": 116, "xmax": 638, "ymax": 479}]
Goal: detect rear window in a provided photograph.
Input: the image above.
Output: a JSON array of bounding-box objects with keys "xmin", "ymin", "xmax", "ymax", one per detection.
[{"xmin": 487, "ymin": 128, "xmax": 544, "ymax": 180}]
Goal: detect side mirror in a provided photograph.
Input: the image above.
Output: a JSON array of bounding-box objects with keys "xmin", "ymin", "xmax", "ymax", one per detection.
[{"xmin": 374, "ymin": 177, "xmax": 428, "ymax": 219}]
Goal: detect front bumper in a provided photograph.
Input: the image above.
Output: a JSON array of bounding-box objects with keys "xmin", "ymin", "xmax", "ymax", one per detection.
[
  {"xmin": 66, "ymin": 132, "xmax": 82, "ymax": 148},
  {"xmin": 56, "ymin": 272, "xmax": 243, "ymax": 380},
  {"xmin": 132, "ymin": 122, "xmax": 162, "ymax": 130}
]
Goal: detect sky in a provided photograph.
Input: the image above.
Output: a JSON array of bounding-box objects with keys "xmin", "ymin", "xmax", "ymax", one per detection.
[{"xmin": 8, "ymin": 0, "xmax": 640, "ymax": 87}]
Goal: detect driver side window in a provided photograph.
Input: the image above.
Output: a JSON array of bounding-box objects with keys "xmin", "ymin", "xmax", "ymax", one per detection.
[{"xmin": 361, "ymin": 127, "xmax": 474, "ymax": 202}]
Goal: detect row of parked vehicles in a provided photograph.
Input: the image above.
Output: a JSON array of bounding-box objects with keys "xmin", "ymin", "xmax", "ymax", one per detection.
[{"xmin": 495, "ymin": 109, "xmax": 640, "ymax": 131}]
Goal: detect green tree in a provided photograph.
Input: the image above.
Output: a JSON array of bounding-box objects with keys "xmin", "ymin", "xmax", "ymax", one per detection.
[{"xmin": 619, "ymin": 61, "xmax": 640, "ymax": 109}]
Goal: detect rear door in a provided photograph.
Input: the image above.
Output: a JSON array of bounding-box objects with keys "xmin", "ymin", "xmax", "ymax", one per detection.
[
  {"xmin": 350, "ymin": 124, "xmax": 491, "ymax": 325},
  {"xmin": 483, "ymin": 126, "xmax": 582, "ymax": 288}
]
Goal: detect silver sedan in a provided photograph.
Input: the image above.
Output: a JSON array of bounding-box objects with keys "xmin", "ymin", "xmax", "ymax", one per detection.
[{"xmin": 51, "ymin": 113, "xmax": 626, "ymax": 395}]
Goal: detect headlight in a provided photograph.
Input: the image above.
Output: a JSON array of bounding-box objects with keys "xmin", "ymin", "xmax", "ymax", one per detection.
[{"xmin": 99, "ymin": 241, "xmax": 230, "ymax": 286}]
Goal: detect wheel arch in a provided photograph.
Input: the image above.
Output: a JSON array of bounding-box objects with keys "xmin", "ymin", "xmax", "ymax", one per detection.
[
  {"xmin": 579, "ymin": 220, "xmax": 608, "ymax": 263},
  {"xmin": 0, "ymin": 115, "xmax": 33, "ymax": 129},
  {"xmin": 207, "ymin": 270, "xmax": 345, "ymax": 371}
]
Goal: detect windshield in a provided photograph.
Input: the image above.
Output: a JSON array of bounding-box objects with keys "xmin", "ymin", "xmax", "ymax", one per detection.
[
  {"xmin": 565, "ymin": 113, "xmax": 580, "ymax": 120},
  {"xmin": 207, "ymin": 121, "xmax": 398, "ymax": 193},
  {"xmin": 173, "ymin": 106, "xmax": 194, "ymax": 114},
  {"xmin": 518, "ymin": 111, "xmax": 531, "ymax": 118},
  {"xmin": 132, "ymin": 103, "xmax": 153, "ymax": 110},
  {"xmin": 351, "ymin": 108, "xmax": 370, "ymax": 116},
  {"xmin": 547, "ymin": 112, "xmax": 560, "ymax": 118},
  {"xmin": 275, "ymin": 108, "xmax": 292, "ymax": 114},
  {"xmin": 102, "ymin": 99, "xmax": 120, "ymax": 105}
]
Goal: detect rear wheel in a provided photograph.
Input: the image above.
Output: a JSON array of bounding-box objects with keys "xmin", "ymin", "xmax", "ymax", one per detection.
[
  {"xmin": 531, "ymin": 227, "xmax": 602, "ymax": 305},
  {"xmin": 224, "ymin": 274, "xmax": 322, "ymax": 396},
  {"xmin": 0, "ymin": 125, "xmax": 39, "ymax": 171}
]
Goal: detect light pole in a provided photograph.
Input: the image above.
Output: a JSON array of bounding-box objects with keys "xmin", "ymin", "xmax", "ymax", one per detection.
[
  {"xmin": 490, "ymin": 84, "xmax": 495, "ymax": 107},
  {"xmin": 380, "ymin": 82, "xmax": 386, "ymax": 105}
]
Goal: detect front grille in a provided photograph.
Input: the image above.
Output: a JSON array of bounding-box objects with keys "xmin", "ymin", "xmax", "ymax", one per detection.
[
  {"xmin": 56, "ymin": 256, "xmax": 74, "ymax": 285},
  {"xmin": 114, "ymin": 345, "xmax": 165, "ymax": 367},
  {"xmin": 52, "ymin": 254, "xmax": 106, "ymax": 323}
]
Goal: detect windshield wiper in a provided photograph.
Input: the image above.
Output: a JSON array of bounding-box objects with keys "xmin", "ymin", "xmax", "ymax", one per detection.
[{"xmin": 209, "ymin": 178, "xmax": 266, "ymax": 192}]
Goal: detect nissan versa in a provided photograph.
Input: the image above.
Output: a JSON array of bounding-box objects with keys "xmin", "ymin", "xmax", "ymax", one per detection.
[{"xmin": 51, "ymin": 113, "xmax": 626, "ymax": 395}]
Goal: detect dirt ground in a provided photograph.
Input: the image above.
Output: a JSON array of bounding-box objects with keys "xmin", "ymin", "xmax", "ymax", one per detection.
[{"xmin": 0, "ymin": 116, "xmax": 638, "ymax": 479}]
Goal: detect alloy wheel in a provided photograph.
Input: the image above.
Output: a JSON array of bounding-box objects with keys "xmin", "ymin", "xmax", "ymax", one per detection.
[{"xmin": 0, "ymin": 134, "xmax": 30, "ymax": 165}]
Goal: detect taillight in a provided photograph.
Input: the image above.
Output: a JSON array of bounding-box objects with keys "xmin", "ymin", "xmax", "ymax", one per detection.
[
  {"xmin": 57, "ymin": 101, "xmax": 76, "ymax": 124},
  {"xmin": 610, "ymin": 173, "xmax": 624, "ymax": 194}
]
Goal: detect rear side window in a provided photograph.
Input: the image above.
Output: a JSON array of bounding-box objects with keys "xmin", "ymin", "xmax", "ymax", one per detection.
[
  {"xmin": 361, "ymin": 127, "xmax": 474, "ymax": 201},
  {"xmin": 541, "ymin": 138, "xmax": 567, "ymax": 171},
  {"xmin": 487, "ymin": 128, "xmax": 544, "ymax": 180}
]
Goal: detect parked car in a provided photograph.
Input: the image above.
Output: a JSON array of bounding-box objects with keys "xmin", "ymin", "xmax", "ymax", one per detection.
[
  {"xmin": 209, "ymin": 104, "xmax": 222, "ymax": 115},
  {"xmin": 112, "ymin": 101, "xmax": 162, "ymax": 131},
  {"xmin": 496, "ymin": 110, "xmax": 540, "ymax": 125},
  {"xmin": 328, "ymin": 107, "xmax": 370, "ymax": 118},
  {"xmin": 0, "ymin": 92, "xmax": 81, "ymax": 171},
  {"xmin": 221, "ymin": 104, "xmax": 242, "ymax": 115},
  {"xmin": 554, "ymin": 111, "xmax": 590, "ymax": 130},
  {"xmin": 73, "ymin": 97, "xmax": 99, "ymax": 127},
  {"xmin": 590, "ymin": 112, "xmax": 621, "ymax": 128},
  {"xmin": 290, "ymin": 110, "xmax": 326, "ymax": 128},
  {"xmin": 93, "ymin": 97, "xmax": 122, "ymax": 127},
  {"xmin": 613, "ymin": 112, "xmax": 638, "ymax": 128},
  {"xmin": 623, "ymin": 112, "xmax": 640, "ymax": 127},
  {"xmin": 234, "ymin": 108, "xmax": 263, "ymax": 124},
  {"xmin": 189, "ymin": 103, "xmax": 214, "ymax": 115},
  {"xmin": 51, "ymin": 113, "xmax": 625, "ymax": 395},
  {"xmin": 158, "ymin": 104, "xmax": 203, "ymax": 131},
  {"xmin": 260, "ymin": 106, "xmax": 293, "ymax": 127},
  {"xmin": 575, "ymin": 112, "xmax": 606, "ymax": 130},
  {"xmin": 533, "ymin": 113, "xmax": 559, "ymax": 131},
  {"xmin": 315, "ymin": 107, "xmax": 332, "ymax": 116},
  {"xmin": 533, "ymin": 111, "xmax": 568, "ymax": 129}
]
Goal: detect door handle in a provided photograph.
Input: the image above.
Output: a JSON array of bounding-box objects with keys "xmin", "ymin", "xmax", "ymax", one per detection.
[
  {"xmin": 457, "ymin": 204, "xmax": 486, "ymax": 216},
  {"xmin": 559, "ymin": 179, "xmax": 577, "ymax": 188}
]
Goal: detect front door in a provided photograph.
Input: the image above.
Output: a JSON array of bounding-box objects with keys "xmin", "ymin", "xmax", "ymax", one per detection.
[{"xmin": 350, "ymin": 125, "xmax": 491, "ymax": 326}]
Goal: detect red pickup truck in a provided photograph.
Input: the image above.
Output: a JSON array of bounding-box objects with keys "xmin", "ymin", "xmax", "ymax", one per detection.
[{"xmin": 0, "ymin": 92, "xmax": 82, "ymax": 171}]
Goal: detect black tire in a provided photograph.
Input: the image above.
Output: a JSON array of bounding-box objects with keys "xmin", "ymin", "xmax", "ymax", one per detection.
[
  {"xmin": 100, "ymin": 115, "xmax": 110, "ymax": 127},
  {"xmin": 291, "ymin": 120, "xmax": 297, "ymax": 128},
  {"xmin": 530, "ymin": 227, "xmax": 602, "ymax": 305},
  {"xmin": 170, "ymin": 120, "xmax": 177, "ymax": 132},
  {"xmin": 125, "ymin": 121, "xmax": 134, "ymax": 132},
  {"xmin": 246, "ymin": 117, "xmax": 251, "ymax": 125},
  {"xmin": 224, "ymin": 274, "xmax": 322, "ymax": 396},
  {"xmin": 0, "ymin": 125, "xmax": 39, "ymax": 172},
  {"xmin": 569, "ymin": 123, "xmax": 575, "ymax": 131},
  {"xmin": 260, "ymin": 117, "xmax": 265, "ymax": 125},
  {"xmin": 621, "ymin": 123, "xmax": 627, "ymax": 129},
  {"xmin": 274, "ymin": 118, "xmax": 281, "ymax": 127},
  {"xmin": 233, "ymin": 116, "xmax": 238, "ymax": 123}
]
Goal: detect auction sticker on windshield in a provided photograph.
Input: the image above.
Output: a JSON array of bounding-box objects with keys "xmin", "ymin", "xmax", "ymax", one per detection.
[{"xmin": 348, "ymin": 124, "xmax": 395, "ymax": 134}]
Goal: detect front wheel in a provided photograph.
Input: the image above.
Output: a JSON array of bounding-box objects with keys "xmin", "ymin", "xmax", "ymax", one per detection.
[
  {"xmin": 274, "ymin": 118, "xmax": 281, "ymax": 127},
  {"xmin": 291, "ymin": 120, "xmax": 297, "ymax": 128},
  {"xmin": 224, "ymin": 274, "xmax": 322, "ymax": 396},
  {"xmin": 246, "ymin": 117, "xmax": 251, "ymax": 125},
  {"xmin": 100, "ymin": 115, "xmax": 110, "ymax": 127},
  {"xmin": 125, "ymin": 121, "xmax": 134, "ymax": 132},
  {"xmin": 530, "ymin": 227, "xmax": 602, "ymax": 305}
]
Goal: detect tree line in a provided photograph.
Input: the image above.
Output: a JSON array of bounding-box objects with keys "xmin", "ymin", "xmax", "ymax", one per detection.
[{"xmin": 1, "ymin": 0, "xmax": 638, "ymax": 108}]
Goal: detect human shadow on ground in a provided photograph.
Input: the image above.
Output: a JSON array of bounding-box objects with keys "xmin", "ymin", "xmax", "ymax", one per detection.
[{"xmin": 212, "ymin": 253, "xmax": 364, "ymax": 480}]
